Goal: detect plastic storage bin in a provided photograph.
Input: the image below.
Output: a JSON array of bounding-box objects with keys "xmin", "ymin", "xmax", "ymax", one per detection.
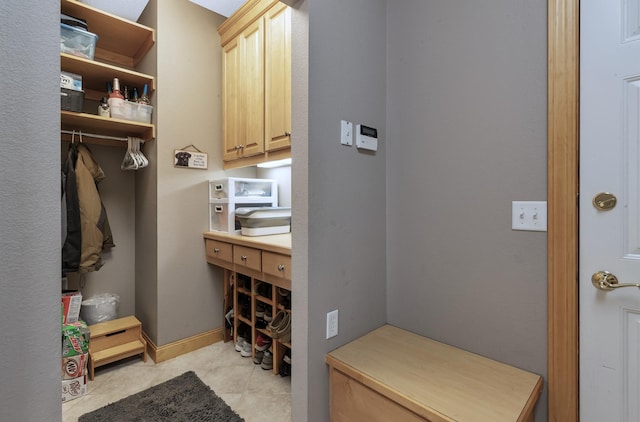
[
  {"xmin": 80, "ymin": 293, "xmax": 119, "ymax": 325},
  {"xmin": 60, "ymin": 23, "xmax": 98, "ymax": 60},
  {"xmin": 209, "ymin": 200, "xmax": 278, "ymax": 232},
  {"xmin": 110, "ymin": 101, "xmax": 153, "ymax": 123},
  {"xmin": 61, "ymin": 88, "xmax": 84, "ymax": 112},
  {"xmin": 209, "ymin": 177, "xmax": 278, "ymax": 200}
]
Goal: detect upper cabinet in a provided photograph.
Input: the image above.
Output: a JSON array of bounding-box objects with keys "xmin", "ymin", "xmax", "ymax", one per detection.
[
  {"xmin": 218, "ymin": 0, "xmax": 291, "ymax": 169},
  {"xmin": 60, "ymin": 0, "xmax": 156, "ymax": 143}
]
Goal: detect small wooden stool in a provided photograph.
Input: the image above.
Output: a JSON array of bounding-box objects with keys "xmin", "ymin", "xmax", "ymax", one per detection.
[{"xmin": 88, "ymin": 316, "xmax": 147, "ymax": 380}]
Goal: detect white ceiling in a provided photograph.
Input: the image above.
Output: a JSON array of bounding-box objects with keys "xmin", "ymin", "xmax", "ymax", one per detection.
[{"xmin": 188, "ymin": 0, "xmax": 244, "ymax": 17}]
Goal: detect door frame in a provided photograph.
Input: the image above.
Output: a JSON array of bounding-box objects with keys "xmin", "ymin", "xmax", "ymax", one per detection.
[{"xmin": 548, "ymin": 0, "xmax": 579, "ymax": 420}]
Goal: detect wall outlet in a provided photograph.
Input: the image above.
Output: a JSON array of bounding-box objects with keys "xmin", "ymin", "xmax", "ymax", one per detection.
[{"xmin": 326, "ymin": 310, "xmax": 339, "ymax": 339}]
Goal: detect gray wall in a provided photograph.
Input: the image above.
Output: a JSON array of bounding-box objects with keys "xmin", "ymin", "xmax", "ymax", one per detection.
[
  {"xmin": 304, "ymin": 0, "xmax": 389, "ymax": 420},
  {"xmin": 296, "ymin": 0, "xmax": 548, "ymax": 421},
  {"xmin": 386, "ymin": 1, "xmax": 548, "ymax": 420},
  {"xmin": 0, "ymin": 1, "xmax": 62, "ymax": 420}
]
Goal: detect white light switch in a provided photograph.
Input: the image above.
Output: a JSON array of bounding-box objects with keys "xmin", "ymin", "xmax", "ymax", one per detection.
[
  {"xmin": 512, "ymin": 201, "xmax": 547, "ymax": 231},
  {"xmin": 340, "ymin": 120, "xmax": 353, "ymax": 146}
]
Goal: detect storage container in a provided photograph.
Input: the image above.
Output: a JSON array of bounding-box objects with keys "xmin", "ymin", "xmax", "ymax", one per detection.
[
  {"xmin": 110, "ymin": 101, "xmax": 153, "ymax": 123},
  {"xmin": 61, "ymin": 88, "xmax": 84, "ymax": 112},
  {"xmin": 235, "ymin": 207, "xmax": 291, "ymax": 236},
  {"xmin": 208, "ymin": 178, "xmax": 278, "ymax": 233},
  {"xmin": 60, "ymin": 23, "xmax": 98, "ymax": 60},
  {"xmin": 210, "ymin": 200, "xmax": 278, "ymax": 232},
  {"xmin": 209, "ymin": 177, "xmax": 278, "ymax": 200}
]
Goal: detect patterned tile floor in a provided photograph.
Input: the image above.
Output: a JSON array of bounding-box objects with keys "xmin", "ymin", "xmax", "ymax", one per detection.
[{"xmin": 62, "ymin": 341, "xmax": 291, "ymax": 421}]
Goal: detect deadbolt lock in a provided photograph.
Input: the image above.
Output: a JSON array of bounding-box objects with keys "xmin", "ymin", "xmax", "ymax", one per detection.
[{"xmin": 592, "ymin": 192, "xmax": 617, "ymax": 211}]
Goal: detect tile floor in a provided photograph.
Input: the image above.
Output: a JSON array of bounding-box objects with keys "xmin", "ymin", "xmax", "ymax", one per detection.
[{"xmin": 62, "ymin": 341, "xmax": 291, "ymax": 421}]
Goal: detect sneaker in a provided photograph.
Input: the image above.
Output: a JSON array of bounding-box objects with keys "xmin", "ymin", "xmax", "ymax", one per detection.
[
  {"xmin": 240, "ymin": 340, "xmax": 252, "ymax": 357},
  {"xmin": 279, "ymin": 351, "xmax": 291, "ymax": 377},
  {"xmin": 253, "ymin": 349, "xmax": 264, "ymax": 365},
  {"xmin": 255, "ymin": 334, "xmax": 272, "ymax": 351},
  {"xmin": 255, "ymin": 318, "xmax": 268, "ymax": 329},
  {"xmin": 264, "ymin": 307, "xmax": 273, "ymax": 322},
  {"xmin": 261, "ymin": 350, "xmax": 273, "ymax": 370},
  {"xmin": 235, "ymin": 336, "xmax": 246, "ymax": 352},
  {"xmin": 255, "ymin": 303, "xmax": 265, "ymax": 319}
]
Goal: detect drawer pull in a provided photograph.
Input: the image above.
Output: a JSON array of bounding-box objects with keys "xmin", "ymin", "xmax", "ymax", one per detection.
[
  {"xmin": 213, "ymin": 248, "xmax": 220, "ymax": 254},
  {"xmin": 278, "ymin": 264, "xmax": 285, "ymax": 271},
  {"xmin": 241, "ymin": 255, "xmax": 247, "ymax": 261}
]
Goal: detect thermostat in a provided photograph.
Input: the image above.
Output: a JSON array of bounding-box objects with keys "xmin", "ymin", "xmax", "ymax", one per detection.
[{"xmin": 356, "ymin": 124, "xmax": 378, "ymax": 151}]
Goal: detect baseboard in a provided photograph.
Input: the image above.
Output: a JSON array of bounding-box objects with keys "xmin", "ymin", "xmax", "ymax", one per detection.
[{"xmin": 142, "ymin": 328, "xmax": 224, "ymax": 363}]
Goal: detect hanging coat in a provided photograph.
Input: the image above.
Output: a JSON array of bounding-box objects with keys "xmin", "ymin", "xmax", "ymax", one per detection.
[{"xmin": 62, "ymin": 143, "xmax": 114, "ymax": 273}]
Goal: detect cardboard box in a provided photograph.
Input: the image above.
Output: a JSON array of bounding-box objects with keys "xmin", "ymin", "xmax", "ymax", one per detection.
[
  {"xmin": 61, "ymin": 291, "xmax": 82, "ymax": 324},
  {"xmin": 62, "ymin": 320, "xmax": 90, "ymax": 357},
  {"xmin": 61, "ymin": 375, "xmax": 87, "ymax": 402},
  {"xmin": 62, "ymin": 353, "xmax": 88, "ymax": 380}
]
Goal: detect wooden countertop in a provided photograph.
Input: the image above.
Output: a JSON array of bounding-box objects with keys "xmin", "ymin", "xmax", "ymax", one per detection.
[
  {"xmin": 203, "ymin": 231, "xmax": 291, "ymax": 255},
  {"xmin": 326, "ymin": 324, "xmax": 543, "ymax": 422}
]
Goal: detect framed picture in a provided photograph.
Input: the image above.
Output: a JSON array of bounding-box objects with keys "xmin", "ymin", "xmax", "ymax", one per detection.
[{"xmin": 173, "ymin": 145, "xmax": 208, "ymax": 169}]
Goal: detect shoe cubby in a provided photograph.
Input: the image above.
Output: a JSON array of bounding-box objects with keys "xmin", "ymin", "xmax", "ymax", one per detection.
[{"xmin": 229, "ymin": 271, "xmax": 291, "ymax": 376}]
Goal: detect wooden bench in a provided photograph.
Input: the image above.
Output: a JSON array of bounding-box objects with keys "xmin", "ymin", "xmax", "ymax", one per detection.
[
  {"xmin": 88, "ymin": 316, "xmax": 147, "ymax": 380},
  {"xmin": 326, "ymin": 324, "xmax": 543, "ymax": 422}
]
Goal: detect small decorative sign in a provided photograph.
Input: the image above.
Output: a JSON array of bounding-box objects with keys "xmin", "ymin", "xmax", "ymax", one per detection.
[{"xmin": 174, "ymin": 144, "xmax": 208, "ymax": 170}]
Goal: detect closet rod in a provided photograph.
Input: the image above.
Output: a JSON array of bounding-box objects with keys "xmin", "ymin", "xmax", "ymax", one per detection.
[{"xmin": 61, "ymin": 130, "xmax": 130, "ymax": 142}]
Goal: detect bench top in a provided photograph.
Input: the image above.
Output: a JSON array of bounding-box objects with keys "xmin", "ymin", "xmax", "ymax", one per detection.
[{"xmin": 326, "ymin": 324, "xmax": 543, "ymax": 422}]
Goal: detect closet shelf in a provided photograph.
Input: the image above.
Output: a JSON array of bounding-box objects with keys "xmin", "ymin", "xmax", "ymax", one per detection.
[
  {"xmin": 62, "ymin": 111, "xmax": 155, "ymax": 143},
  {"xmin": 61, "ymin": 0, "xmax": 155, "ymax": 68},
  {"xmin": 61, "ymin": 53, "xmax": 155, "ymax": 102}
]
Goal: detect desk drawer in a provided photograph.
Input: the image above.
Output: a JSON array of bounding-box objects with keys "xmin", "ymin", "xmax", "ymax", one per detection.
[
  {"xmin": 206, "ymin": 239, "xmax": 233, "ymax": 263},
  {"xmin": 233, "ymin": 245, "xmax": 262, "ymax": 272},
  {"xmin": 262, "ymin": 251, "xmax": 291, "ymax": 280}
]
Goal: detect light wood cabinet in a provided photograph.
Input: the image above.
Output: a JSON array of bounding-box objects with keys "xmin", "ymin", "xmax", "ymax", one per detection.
[
  {"xmin": 218, "ymin": 0, "xmax": 291, "ymax": 168},
  {"xmin": 204, "ymin": 232, "xmax": 292, "ymax": 375},
  {"xmin": 60, "ymin": 0, "xmax": 156, "ymax": 144},
  {"xmin": 264, "ymin": 2, "xmax": 291, "ymax": 152}
]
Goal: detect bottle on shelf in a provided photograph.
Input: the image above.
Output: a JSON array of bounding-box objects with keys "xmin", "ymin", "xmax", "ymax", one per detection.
[
  {"xmin": 123, "ymin": 85, "xmax": 130, "ymax": 101},
  {"xmin": 108, "ymin": 77, "xmax": 125, "ymax": 118},
  {"xmin": 106, "ymin": 81, "xmax": 112, "ymax": 95},
  {"xmin": 138, "ymin": 83, "xmax": 150, "ymax": 105},
  {"xmin": 98, "ymin": 97, "xmax": 110, "ymax": 117},
  {"xmin": 132, "ymin": 87, "xmax": 139, "ymax": 103}
]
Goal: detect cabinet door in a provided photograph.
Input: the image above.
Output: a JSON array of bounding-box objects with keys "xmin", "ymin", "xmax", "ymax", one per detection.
[
  {"xmin": 239, "ymin": 18, "xmax": 265, "ymax": 158},
  {"xmin": 264, "ymin": 3, "xmax": 291, "ymax": 152},
  {"xmin": 222, "ymin": 37, "xmax": 242, "ymax": 161}
]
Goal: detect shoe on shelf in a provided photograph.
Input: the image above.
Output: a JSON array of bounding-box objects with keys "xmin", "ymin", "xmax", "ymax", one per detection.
[
  {"xmin": 253, "ymin": 349, "xmax": 264, "ymax": 365},
  {"xmin": 275, "ymin": 313, "xmax": 291, "ymax": 343},
  {"xmin": 235, "ymin": 336, "xmax": 246, "ymax": 352},
  {"xmin": 279, "ymin": 351, "xmax": 291, "ymax": 377},
  {"xmin": 268, "ymin": 310, "xmax": 287, "ymax": 338},
  {"xmin": 261, "ymin": 350, "xmax": 273, "ymax": 370},
  {"xmin": 240, "ymin": 340, "xmax": 252, "ymax": 357},
  {"xmin": 252, "ymin": 281, "xmax": 263, "ymax": 296},
  {"xmin": 264, "ymin": 307, "xmax": 273, "ymax": 322},
  {"xmin": 255, "ymin": 318, "xmax": 268, "ymax": 329},
  {"xmin": 255, "ymin": 334, "xmax": 272, "ymax": 351},
  {"xmin": 255, "ymin": 303, "xmax": 265, "ymax": 319}
]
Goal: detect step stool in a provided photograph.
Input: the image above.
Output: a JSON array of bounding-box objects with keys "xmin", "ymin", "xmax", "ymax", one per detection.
[{"xmin": 87, "ymin": 315, "xmax": 147, "ymax": 380}]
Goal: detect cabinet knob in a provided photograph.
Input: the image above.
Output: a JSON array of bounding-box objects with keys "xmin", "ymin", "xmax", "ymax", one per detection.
[
  {"xmin": 284, "ymin": 131, "xmax": 291, "ymax": 137},
  {"xmin": 241, "ymin": 255, "xmax": 247, "ymax": 261},
  {"xmin": 213, "ymin": 248, "xmax": 220, "ymax": 254},
  {"xmin": 277, "ymin": 264, "xmax": 285, "ymax": 272}
]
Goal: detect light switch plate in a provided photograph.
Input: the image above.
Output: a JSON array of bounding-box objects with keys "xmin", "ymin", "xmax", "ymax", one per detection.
[
  {"xmin": 340, "ymin": 120, "xmax": 353, "ymax": 146},
  {"xmin": 512, "ymin": 201, "xmax": 547, "ymax": 231}
]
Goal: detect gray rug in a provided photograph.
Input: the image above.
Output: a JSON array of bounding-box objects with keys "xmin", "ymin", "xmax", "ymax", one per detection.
[{"xmin": 79, "ymin": 371, "xmax": 244, "ymax": 422}]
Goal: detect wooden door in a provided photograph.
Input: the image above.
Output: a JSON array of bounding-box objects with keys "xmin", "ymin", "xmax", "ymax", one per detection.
[
  {"xmin": 580, "ymin": 0, "xmax": 640, "ymax": 419},
  {"xmin": 264, "ymin": 2, "xmax": 291, "ymax": 152},
  {"xmin": 239, "ymin": 18, "xmax": 265, "ymax": 158}
]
